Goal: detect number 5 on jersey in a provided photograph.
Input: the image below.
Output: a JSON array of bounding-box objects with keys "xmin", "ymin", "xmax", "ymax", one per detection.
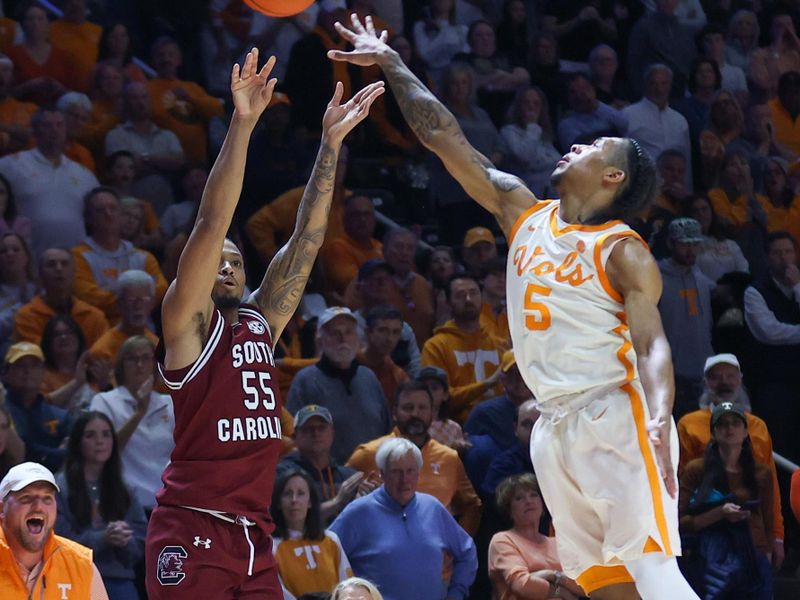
[
  {"xmin": 524, "ymin": 283, "xmax": 552, "ymax": 331},
  {"xmin": 242, "ymin": 371, "xmax": 276, "ymax": 410}
]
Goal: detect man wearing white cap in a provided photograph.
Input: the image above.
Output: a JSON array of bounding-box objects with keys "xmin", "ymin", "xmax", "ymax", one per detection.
[
  {"xmin": 287, "ymin": 307, "xmax": 391, "ymax": 463},
  {"xmin": 676, "ymin": 353, "xmax": 785, "ymax": 568},
  {"xmin": 0, "ymin": 461, "xmax": 109, "ymax": 598}
]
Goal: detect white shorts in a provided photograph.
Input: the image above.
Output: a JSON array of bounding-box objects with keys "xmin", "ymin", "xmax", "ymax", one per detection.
[{"xmin": 531, "ymin": 383, "xmax": 681, "ymax": 594}]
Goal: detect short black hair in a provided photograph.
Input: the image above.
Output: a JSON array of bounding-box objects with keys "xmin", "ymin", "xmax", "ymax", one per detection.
[
  {"xmin": 365, "ymin": 305, "xmax": 403, "ymax": 329},
  {"xmin": 765, "ymin": 230, "xmax": 797, "ymax": 252},
  {"xmin": 778, "ymin": 70, "xmax": 800, "ymax": 96},
  {"xmin": 394, "ymin": 380, "xmax": 434, "ymax": 408},
  {"xmin": 604, "ymin": 138, "xmax": 658, "ymax": 223},
  {"xmin": 444, "ymin": 272, "xmax": 482, "ymax": 302}
]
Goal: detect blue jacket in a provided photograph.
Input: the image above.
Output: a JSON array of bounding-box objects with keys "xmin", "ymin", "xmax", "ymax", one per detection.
[
  {"xmin": 482, "ymin": 442, "xmax": 533, "ymax": 497},
  {"xmin": 463, "ymin": 395, "xmax": 517, "ymax": 450},
  {"xmin": 6, "ymin": 391, "xmax": 70, "ymax": 472},
  {"xmin": 330, "ymin": 486, "xmax": 477, "ymax": 600}
]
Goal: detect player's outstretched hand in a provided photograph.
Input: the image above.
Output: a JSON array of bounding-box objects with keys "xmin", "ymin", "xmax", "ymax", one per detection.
[
  {"xmin": 327, "ymin": 14, "xmax": 391, "ymax": 67},
  {"xmin": 647, "ymin": 417, "xmax": 677, "ymax": 498},
  {"xmin": 231, "ymin": 48, "xmax": 278, "ymax": 120},
  {"xmin": 322, "ymin": 80, "xmax": 385, "ymax": 144}
]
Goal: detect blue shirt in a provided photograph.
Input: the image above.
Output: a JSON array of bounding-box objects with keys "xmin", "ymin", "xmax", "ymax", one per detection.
[
  {"xmin": 464, "ymin": 395, "xmax": 518, "ymax": 450},
  {"xmin": 330, "ymin": 486, "xmax": 477, "ymax": 600},
  {"xmin": 6, "ymin": 391, "xmax": 70, "ymax": 472},
  {"xmin": 482, "ymin": 442, "xmax": 534, "ymax": 497}
]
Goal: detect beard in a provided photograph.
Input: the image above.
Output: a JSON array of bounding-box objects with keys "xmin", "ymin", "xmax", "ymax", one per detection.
[
  {"xmin": 699, "ymin": 385, "xmax": 751, "ymax": 412},
  {"xmin": 398, "ymin": 417, "xmax": 428, "ymax": 437},
  {"xmin": 549, "ymin": 168, "xmax": 563, "ymax": 189},
  {"xmin": 212, "ymin": 290, "xmax": 241, "ymax": 310},
  {"xmin": 16, "ymin": 522, "xmax": 52, "ymax": 553}
]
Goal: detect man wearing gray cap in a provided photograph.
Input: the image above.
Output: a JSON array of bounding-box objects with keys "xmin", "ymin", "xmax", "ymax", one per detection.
[
  {"xmin": 0, "ymin": 462, "xmax": 109, "ymax": 598},
  {"xmin": 657, "ymin": 217, "xmax": 715, "ymax": 418},
  {"xmin": 287, "ymin": 307, "xmax": 391, "ymax": 462}
]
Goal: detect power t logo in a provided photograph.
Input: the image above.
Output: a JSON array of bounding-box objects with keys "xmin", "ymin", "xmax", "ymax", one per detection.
[{"xmin": 157, "ymin": 545, "xmax": 188, "ymax": 585}]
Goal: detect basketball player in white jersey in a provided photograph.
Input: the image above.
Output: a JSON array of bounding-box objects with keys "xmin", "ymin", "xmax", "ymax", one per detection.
[{"xmin": 329, "ymin": 15, "xmax": 700, "ymax": 600}]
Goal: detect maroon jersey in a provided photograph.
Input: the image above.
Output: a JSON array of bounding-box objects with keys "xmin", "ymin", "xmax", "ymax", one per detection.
[{"xmin": 157, "ymin": 304, "xmax": 282, "ymax": 533}]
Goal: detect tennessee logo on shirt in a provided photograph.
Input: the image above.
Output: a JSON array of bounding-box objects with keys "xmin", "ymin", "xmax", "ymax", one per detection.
[{"xmin": 294, "ymin": 544, "xmax": 322, "ymax": 569}]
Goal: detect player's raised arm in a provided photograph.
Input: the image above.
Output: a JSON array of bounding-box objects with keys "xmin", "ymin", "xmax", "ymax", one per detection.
[
  {"xmin": 162, "ymin": 49, "xmax": 277, "ymax": 364},
  {"xmin": 162, "ymin": 48, "xmax": 276, "ymax": 356},
  {"xmin": 249, "ymin": 80, "xmax": 385, "ymax": 340},
  {"xmin": 328, "ymin": 14, "xmax": 534, "ymax": 233},
  {"xmin": 607, "ymin": 238, "xmax": 678, "ymax": 498}
]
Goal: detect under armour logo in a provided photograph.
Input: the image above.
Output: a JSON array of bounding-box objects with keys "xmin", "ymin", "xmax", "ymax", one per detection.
[{"xmin": 193, "ymin": 536, "xmax": 211, "ymax": 549}]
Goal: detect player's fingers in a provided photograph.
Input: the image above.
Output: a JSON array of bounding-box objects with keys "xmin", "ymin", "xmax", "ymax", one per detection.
[
  {"xmin": 350, "ymin": 81, "xmax": 383, "ymax": 105},
  {"xmin": 243, "ymin": 49, "xmax": 256, "ymax": 79},
  {"xmin": 257, "ymin": 54, "xmax": 277, "ymax": 79},
  {"xmin": 334, "ymin": 21, "xmax": 357, "ymax": 42},
  {"xmin": 350, "ymin": 12, "xmax": 367, "ymax": 34},
  {"xmin": 330, "ymin": 80, "xmax": 344, "ymax": 106},
  {"xmin": 231, "ymin": 62, "xmax": 240, "ymax": 85},
  {"xmin": 380, "ymin": 30, "xmax": 389, "ymax": 43},
  {"xmin": 365, "ymin": 15, "xmax": 377, "ymax": 36}
]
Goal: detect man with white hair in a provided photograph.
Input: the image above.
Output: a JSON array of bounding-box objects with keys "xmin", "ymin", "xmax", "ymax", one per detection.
[
  {"xmin": 56, "ymin": 91, "xmax": 95, "ymax": 172},
  {"xmin": 330, "ymin": 437, "xmax": 477, "ymax": 600},
  {"xmin": 0, "ymin": 462, "xmax": 109, "ymax": 598},
  {"xmin": 676, "ymin": 353, "xmax": 785, "ymax": 568}
]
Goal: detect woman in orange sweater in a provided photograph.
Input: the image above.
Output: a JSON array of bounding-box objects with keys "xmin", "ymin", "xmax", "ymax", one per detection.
[{"xmin": 489, "ymin": 473, "xmax": 584, "ymax": 599}]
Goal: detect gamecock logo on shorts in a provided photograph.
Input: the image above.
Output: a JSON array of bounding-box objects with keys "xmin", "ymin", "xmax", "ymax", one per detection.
[
  {"xmin": 157, "ymin": 545, "xmax": 188, "ymax": 586},
  {"xmin": 247, "ymin": 320, "xmax": 265, "ymax": 334}
]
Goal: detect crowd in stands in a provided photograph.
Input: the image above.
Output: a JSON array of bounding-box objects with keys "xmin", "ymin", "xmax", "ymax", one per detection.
[{"xmin": 2, "ymin": 0, "xmax": 800, "ymax": 598}]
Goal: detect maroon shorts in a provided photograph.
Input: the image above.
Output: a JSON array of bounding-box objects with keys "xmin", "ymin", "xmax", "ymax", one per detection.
[{"xmin": 145, "ymin": 505, "xmax": 281, "ymax": 599}]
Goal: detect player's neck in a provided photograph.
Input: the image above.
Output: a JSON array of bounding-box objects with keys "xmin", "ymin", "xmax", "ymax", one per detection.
[
  {"xmin": 219, "ymin": 306, "xmax": 240, "ymax": 325},
  {"xmin": 559, "ymin": 190, "xmax": 613, "ymax": 225}
]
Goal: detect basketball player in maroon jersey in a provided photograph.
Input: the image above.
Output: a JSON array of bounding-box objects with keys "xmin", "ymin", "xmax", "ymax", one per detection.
[{"xmin": 144, "ymin": 49, "xmax": 384, "ymax": 599}]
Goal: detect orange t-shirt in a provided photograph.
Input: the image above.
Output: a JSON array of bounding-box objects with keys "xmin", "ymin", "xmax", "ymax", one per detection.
[
  {"xmin": 49, "ymin": 20, "xmax": 102, "ymax": 93},
  {"xmin": 5, "ymin": 43, "xmax": 71, "ymax": 89},
  {"xmin": 320, "ymin": 234, "xmax": 383, "ymax": 296}
]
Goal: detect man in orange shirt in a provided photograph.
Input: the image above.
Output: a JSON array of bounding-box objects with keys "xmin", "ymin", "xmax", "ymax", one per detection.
[
  {"xmin": 347, "ymin": 380, "xmax": 481, "ymax": 535},
  {"xmin": 13, "ymin": 247, "xmax": 108, "ymax": 346},
  {"xmin": 676, "ymin": 353, "xmax": 785, "ymax": 569},
  {"xmin": 49, "ymin": 0, "xmax": 101, "ymax": 93},
  {"xmin": 357, "ymin": 306, "xmax": 408, "ymax": 407},
  {"xmin": 768, "ymin": 71, "xmax": 800, "ymax": 156},
  {"xmin": 0, "ymin": 55, "xmax": 35, "ymax": 156},
  {"xmin": 320, "ymin": 193, "xmax": 383, "ymax": 299},
  {"xmin": 147, "ymin": 36, "xmax": 224, "ymax": 162}
]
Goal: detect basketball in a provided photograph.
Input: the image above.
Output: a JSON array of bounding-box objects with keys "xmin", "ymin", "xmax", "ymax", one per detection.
[{"xmin": 243, "ymin": 0, "xmax": 316, "ymax": 17}]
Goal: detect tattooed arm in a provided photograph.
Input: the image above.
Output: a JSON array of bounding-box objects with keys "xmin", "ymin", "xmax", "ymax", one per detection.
[
  {"xmin": 329, "ymin": 14, "xmax": 536, "ymax": 234},
  {"xmin": 249, "ymin": 81, "xmax": 385, "ymax": 340}
]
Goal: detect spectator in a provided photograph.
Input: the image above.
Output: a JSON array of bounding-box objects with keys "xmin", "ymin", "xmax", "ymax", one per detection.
[
  {"xmin": 495, "ymin": 0, "xmax": 533, "ymax": 65},
  {"xmin": 743, "ymin": 231, "xmax": 800, "ymax": 463},
  {"xmin": 84, "ymin": 61, "xmax": 126, "ymax": 159},
  {"xmin": 724, "ymin": 10, "xmax": 760, "ymax": 72},
  {"xmin": 0, "ymin": 174, "xmax": 31, "ymax": 247},
  {"xmin": 55, "ymin": 411, "xmax": 147, "ymax": 598},
  {"xmin": 461, "ymin": 227, "xmax": 497, "ymax": 275},
  {"xmin": 287, "ymin": 307, "xmax": 390, "ymax": 463},
  {"xmin": 768, "ymin": 71, "xmax": 800, "ymax": 159},
  {"xmin": 759, "ymin": 157, "xmax": 800, "ymax": 241},
  {"xmin": 320, "ymin": 194, "xmax": 383, "ymax": 300},
  {"xmin": 0, "ymin": 404, "xmax": 25, "ymax": 480},
  {"xmin": 488, "ymin": 473, "xmax": 584, "ymax": 600},
  {"xmin": 792, "ymin": 470, "xmax": 800, "ymax": 525},
  {"xmin": 424, "ymin": 245, "xmax": 458, "ymax": 327},
  {"xmin": 351, "ymin": 260, "xmax": 421, "ymax": 376},
  {"xmin": 277, "ymin": 405, "xmax": 367, "ymax": 523},
  {"xmin": 676, "ymin": 353, "xmax": 784, "ymax": 567},
  {"xmin": 642, "ymin": 0, "xmax": 706, "ymax": 33},
  {"xmin": 97, "ymin": 22, "xmax": 146, "ymax": 84},
  {"xmin": 49, "ymin": 0, "xmax": 101, "ymax": 93},
  {"xmin": 678, "ymin": 402, "xmax": 773, "ymax": 599},
  {"xmin": 415, "ymin": 366, "xmax": 465, "ymax": 451},
  {"xmin": 90, "ymin": 336, "xmax": 175, "ymax": 513},
  {"xmin": 0, "ymin": 55, "xmax": 36, "ymax": 156},
  {"xmin": 707, "ymin": 149, "xmax": 768, "ymax": 232},
  {"xmin": 159, "ymin": 162, "xmax": 207, "ymax": 239},
  {"xmin": 421, "ymin": 273, "xmax": 504, "ymax": 423},
  {"xmin": 688, "ymin": 195, "xmax": 749, "ymax": 283},
  {"xmin": 458, "ymin": 20, "xmax": 530, "ymax": 126},
  {"xmin": 0, "ymin": 232, "xmax": 36, "ymax": 346},
  {"xmin": 0, "ymin": 461, "xmax": 109, "ymax": 598},
  {"xmin": 588, "ymin": 44, "xmax": 631, "ymax": 110},
  {"xmin": 481, "ymin": 399, "xmax": 538, "ymax": 497},
  {"xmin": 627, "ymin": 0, "xmax": 697, "ymax": 98},
  {"xmin": 146, "ymin": 36, "xmax": 223, "ymax": 163},
  {"xmin": 526, "ymin": 31, "xmax": 561, "ymax": 123},
  {"xmin": 556, "ymin": 73, "xmax": 627, "ymax": 152},
  {"xmin": 646, "ymin": 150, "xmax": 692, "ymax": 252},
  {"xmin": 698, "ymin": 91, "xmax": 746, "ymax": 190},
  {"xmin": 429, "ymin": 62, "xmax": 507, "ymax": 244},
  {"xmin": 542, "ymin": 0, "xmax": 617, "ymax": 65},
  {"xmin": 5, "ymin": 3, "xmax": 69, "ymax": 105},
  {"xmin": 464, "ymin": 350, "xmax": 533, "ymax": 451},
  {"xmin": 479, "ymin": 257, "xmax": 509, "ymax": 344},
  {"xmin": 347, "ymin": 380, "xmax": 482, "ymax": 534},
  {"xmin": 57, "ymin": 92, "xmax": 96, "ymax": 173},
  {"xmin": 623, "ymin": 64, "xmax": 693, "ymax": 191},
  {"xmin": 104, "ymin": 82, "xmax": 187, "ymax": 213},
  {"xmin": 270, "ymin": 469, "xmax": 353, "ymax": 598},
  {"xmin": 88, "ymin": 269, "xmax": 159, "ymax": 364},
  {"xmin": 38, "ymin": 315, "xmax": 97, "ymax": 413},
  {"xmin": 676, "ymin": 58, "xmax": 721, "ymax": 155},
  {"xmin": 2, "ymin": 342, "xmax": 71, "ymax": 471},
  {"xmin": 72, "ymin": 188, "xmax": 167, "ymax": 323},
  {"xmin": 658, "ymin": 218, "xmax": 715, "ymax": 418},
  {"xmin": 500, "ymin": 86, "xmax": 560, "ymax": 198},
  {"xmin": 0, "ymin": 107, "xmax": 99, "ymax": 258},
  {"xmin": 411, "ymin": 0, "xmax": 469, "ymax": 85},
  {"xmin": 330, "ymin": 438, "xmax": 478, "ymax": 600},
  {"xmin": 358, "ymin": 306, "xmax": 409, "ymax": 405},
  {"xmin": 14, "ymin": 248, "xmax": 108, "ymax": 347},
  {"xmin": 332, "ymin": 577, "xmax": 383, "ymax": 600},
  {"xmin": 699, "ymin": 24, "xmax": 747, "ymax": 99},
  {"xmin": 749, "ymin": 12, "xmax": 800, "ymax": 100}
]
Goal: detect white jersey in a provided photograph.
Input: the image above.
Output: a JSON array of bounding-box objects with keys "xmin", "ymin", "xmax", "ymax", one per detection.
[{"xmin": 506, "ymin": 200, "xmax": 645, "ymax": 409}]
